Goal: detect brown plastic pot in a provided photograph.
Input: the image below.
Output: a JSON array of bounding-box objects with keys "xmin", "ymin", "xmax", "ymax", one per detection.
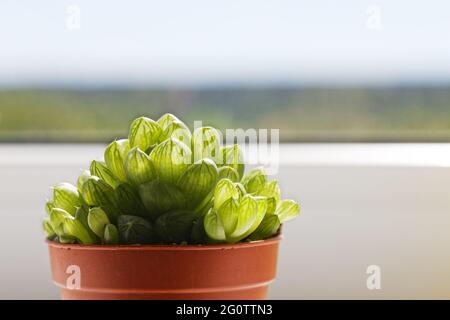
[{"xmin": 47, "ymin": 236, "xmax": 281, "ymax": 300}]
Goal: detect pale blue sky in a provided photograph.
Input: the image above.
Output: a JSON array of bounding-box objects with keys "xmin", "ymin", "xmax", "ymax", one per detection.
[{"xmin": 1, "ymin": 0, "xmax": 449, "ymax": 87}]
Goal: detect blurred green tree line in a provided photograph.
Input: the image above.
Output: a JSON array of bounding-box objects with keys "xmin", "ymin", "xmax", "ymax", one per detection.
[{"xmin": 1, "ymin": 87, "xmax": 450, "ymax": 142}]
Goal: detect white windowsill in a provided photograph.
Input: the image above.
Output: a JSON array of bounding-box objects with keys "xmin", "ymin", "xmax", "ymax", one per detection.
[{"xmin": 1, "ymin": 143, "xmax": 450, "ymax": 168}]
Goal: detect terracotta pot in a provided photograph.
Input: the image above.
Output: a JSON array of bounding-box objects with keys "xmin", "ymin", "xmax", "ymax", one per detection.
[{"xmin": 47, "ymin": 236, "xmax": 281, "ymax": 300}]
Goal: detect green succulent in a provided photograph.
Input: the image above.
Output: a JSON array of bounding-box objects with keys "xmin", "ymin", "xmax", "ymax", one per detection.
[
  {"xmin": 104, "ymin": 139, "xmax": 131, "ymax": 182},
  {"xmin": 43, "ymin": 114, "xmax": 300, "ymax": 245}
]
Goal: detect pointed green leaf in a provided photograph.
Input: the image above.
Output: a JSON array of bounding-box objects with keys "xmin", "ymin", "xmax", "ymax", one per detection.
[
  {"xmin": 124, "ymin": 147, "xmax": 156, "ymax": 186},
  {"xmin": 221, "ymin": 144, "xmax": 244, "ymax": 179},
  {"xmin": 248, "ymin": 214, "xmax": 281, "ymax": 241},
  {"xmin": 77, "ymin": 170, "xmax": 91, "ymax": 193},
  {"xmin": 258, "ymin": 180, "xmax": 281, "ymax": 202},
  {"xmin": 149, "ymin": 138, "xmax": 192, "ymax": 184},
  {"xmin": 49, "ymin": 208, "xmax": 72, "ymax": 237},
  {"xmin": 51, "ymin": 183, "xmax": 81, "ymax": 216},
  {"xmin": 63, "ymin": 217, "xmax": 96, "ymax": 244},
  {"xmin": 217, "ymin": 197, "xmax": 239, "ymax": 236},
  {"xmin": 45, "ymin": 200, "xmax": 54, "ymax": 215},
  {"xmin": 81, "ymin": 176, "xmax": 116, "ymax": 207},
  {"xmin": 104, "ymin": 139, "xmax": 130, "ymax": 182},
  {"xmin": 115, "ymin": 183, "xmax": 148, "ymax": 218},
  {"xmin": 87, "ymin": 207, "xmax": 110, "ymax": 238},
  {"xmin": 229, "ymin": 195, "xmax": 258, "ymax": 240},
  {"xmin": 217, "ymin": 166, "xmax": 240, "ymax": 182},
  {"xmin": 240, "ymin": 196, "xmax": 268, "ymax": 239},
  {"xmin": 155, "ymin": 210, "xmax": 196, "ymax": 243},
  {"xmin": 193, "ymin": 194, "xmax": 214, "ymax": 217},
  {"xmin": 266, "ymin": 197, "xmax": 277, "ymax": 214},
  {"xmin": 159, "ymin": 119, "xmax": 192, "ymax": 146},
  {"xmin": 80, "ymin": 176, "xmax": 120, "ymax": 223},
  {"xmin": 242, "ymin": 167, "xmax": 267, "ymax": 194},
  {"xmin": 204, "ymin": 209, "xmax": 226, "ymax": 241},
  {"xmin": 255, "ymin": 180, "xmax": 280, "ymax": 214},
  {"xmin": 157, "ymin": 113, "xmax": 181, "ymax": 131},
  {"xmin": 177, "ymin": 158, "xmax": 218, "ymax": 208},
  {"xmin": 138, "ymin": 179, "xmax": 186, "ymax": 219},
  {"xmin": 90, "ymin": 160, "xmax": 120, "ymax": 188},
  {"xmin": 234, "ymin": 182, "xmax": 247, "ymax": 197},
  {"xmin": 58, "ymin": 235, "xmax": 77, "ymax": 244},
  {"xmin": 129, "ymin": 117, "xmax": 162, "ymax": 152},
  {"xmin": 275, "ymin": 199, "xmax": 300, "ymax": 223},
  {"xmin": 43, "ymin": 219, "xmax": 56, "ymax": 239},
  {"xmin": 118, "ymin": 215, "xmax": 153, "ymax": 244},
  {"xmin": 192, "ymin": 127, "xmax": 221, "ymax": 162},
  {"xmin": 104, "ymin": 224, "xmax": 119, "ymax": 245},
  {"xmin": 213, "ymin": 178, "xmax": 239, "ymax": 209},
  {"xmin": 75, "ymin": 205, "xmax": 99, "ymax": 242}
]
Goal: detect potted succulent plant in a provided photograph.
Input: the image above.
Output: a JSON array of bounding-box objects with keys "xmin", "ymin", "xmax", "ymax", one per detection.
[{"xmin": 44, "ymin": 114, "xmax": 300, "ymax": 300}]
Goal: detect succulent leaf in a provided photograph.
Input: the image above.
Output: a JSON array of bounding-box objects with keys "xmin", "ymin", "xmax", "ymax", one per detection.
[
  {"xmin": 90, "ymin": 160, "xmax": 120, "ymax": 188},
  {"xmin": 248, "ymin": 214, "xmax": 280, "ymax": 241},
  {"xmin": 190, "ymin": 216, "xmax": 208, "ymax": 244},
  {"xmin": 80, "ymin": 176, "xmax": 120, "ymax": 223},
  {"xmin": 157, "ymin": 113, "xmax": 181, "ymax": 131},
  {"xmin": 266, "ymin": 197, "xmax": 277, "ymax": 214},
  {"xmin": 75, "ymin": 205, "xmax": 99, "ymax": 241},
  {"xmin": 203, "ymin": 209, "xmax": 226, "ymax": 241},
  {"xmin": 275, "ymin": 199, "xmax": 300, "ymax": 223},
  {"xmin": 213, "ymin": 178, "xmax": 239, "ymax": 209},
  {"xmin": 63, "ymin": 217, "xmax": 96, "ymax": 244},
  {"xmin": 220, "ymin": 144, "xmax": 244, "ymax": 179},
  {"xmin": 149, "ymin": 138, "xmax": 191, "ymax": 184},
  {"xmin": 49, "ymin": 208, "xmax": 72, "ymax": 237},
  {"xmin": 241, "ymin": 167, "xmax": 267, "ymax": 194},
  {"xmin": 87, "ymin": 207, "xmax": 110, "ymax": 238},
  {"xmin": 104, "ymin": 139, "xmax": 130, "ymax": 182},
  {"xmin": 115, "ymin": 183, "xmax": 148, "ymax": 218},
  {"xmin": 138, "ymin": 179, "xmax": 186, "ymax": 219},
  {"xmin": 192, "ymin": 127, "xmax": 221, "ymax": 162},
  {"xmin": 104, "ymin": 224, "xmax": 119, "ymax": 245},
  {"xmin": 77, "ymin": 170, "xmax": 91, "ymax": 193},
  {"xmin": 217, "ymin": 197, "xmax": 239, "ymax": 237},
  {"xmin": 124, "ymin": 147, "xmax": 156, "ymax": 186},
  {"xmin": 128, "ymin": 117, "xmax": 162, "ymax": 152},
  {"xmin": 193, "ymin": 194, "xmax": 214, "ymax": 217},
  {"xmin": 155, "ymin": 210, "xmax": 196, "ymax": 243},
  {"xmin": 240, "ymin": 196, "xmax": 268, "ymax": 239},
  {"xmin": 159, "ymin": 119, "xmax": 192, "ymax": 146},
  {"xmin": 58, "ymin": 235, "xmax": 77, "ymax": 244},
  {"xmin": 43, "ymin": 219, "xmax": 56, "ymax": 239},
  {"xmin": 234, "ymin": 182, "xmax": 247, "ymax": 197},
  {"xmin": 217, "ymin": 166, "xmax": 240, "ymax": 182},
  {"xmin": 177, "ymin": 158, "xmax": 218, "ymax": 208},
  {"xmin": 257, "ymin": 180, "xmax": 281, "ymax": 202},
  {"xmin": 45, "ymin": 200, "xmax": 54, "ymax": 215},
  {"xmin": 229, "ymin": 195, "xmax": 258, "ymax": 240},
  {"xmin": 52, "ymin": 183, "xmax": 81, "ymax": 216},
  {"xmin": 118, "ymin": 215, "xmax": 153, "ymax": 244}
]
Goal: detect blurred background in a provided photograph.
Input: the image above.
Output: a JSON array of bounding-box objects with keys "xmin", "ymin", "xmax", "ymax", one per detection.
[{"xmin": 1, "ymin": 0, "xmax": 450, "ymax": 299}]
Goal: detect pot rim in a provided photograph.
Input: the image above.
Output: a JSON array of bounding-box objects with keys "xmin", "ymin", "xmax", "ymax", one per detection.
[{"xmin": 46, "ymin": 234, "xmax": 282, "ymax": 251}]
